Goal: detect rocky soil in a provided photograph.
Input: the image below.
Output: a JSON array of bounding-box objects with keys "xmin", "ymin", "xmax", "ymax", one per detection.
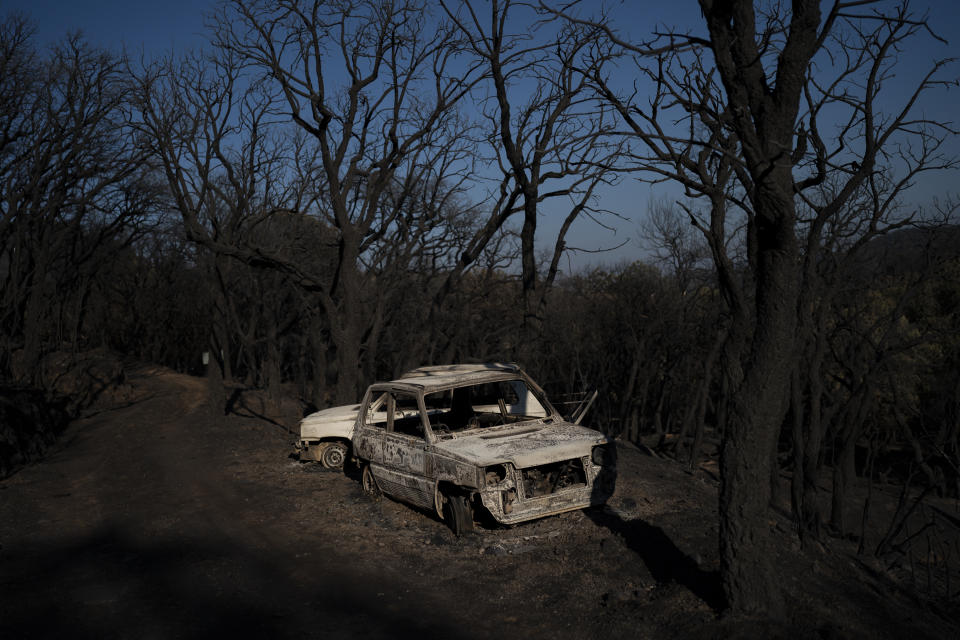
[{"xmin": 1, "ymin": 365, "xmax": 957, "ymax": 639}]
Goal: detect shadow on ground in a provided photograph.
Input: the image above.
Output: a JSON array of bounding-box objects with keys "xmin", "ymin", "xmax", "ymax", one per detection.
[
  {"xmin": 0, "ymin": 525, "xmax": 473, "ymax": 640},
  {"xmin": 587, "ymin": 507, "xmax": 727, "ymax": 613},
  {"xmin": 224, "ymin": 387, "xmax": 294, "ymax": 433}
]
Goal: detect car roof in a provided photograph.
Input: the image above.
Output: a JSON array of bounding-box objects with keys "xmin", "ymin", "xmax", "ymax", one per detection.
[
  {"xmin": 380, "ymin": 362, "xmax": 524, "ymax": 392},
  {"xmin": 402, "ymin": 362, "xmax": 520, "ymax": 377}
]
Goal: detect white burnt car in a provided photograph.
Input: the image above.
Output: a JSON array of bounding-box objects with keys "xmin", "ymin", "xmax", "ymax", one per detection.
[{"xmin": 301, "ymin": 363, "xmax": 616, "ymax": 534}]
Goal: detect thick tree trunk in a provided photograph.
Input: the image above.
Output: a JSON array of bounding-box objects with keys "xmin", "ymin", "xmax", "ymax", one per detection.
[
  {"xmin": 325, "ymin": 236, "xmax": 365, "ymax": 405},
  {"xmin": 518, "ymin": 195, "xmax": 544, "ymax": 361},
  {"xmin": 720, "ymin": 379, "xmax": 793, "ymax": 614},
  {"xmin": 332, "ymin": 320, "xmax": 362, "ymax": 404},
  {"xmin": 330, "ymin": 277, "xmax": 364, "ymax": 404},
  {"xmin": 718, "ymin": 180, "xmax": 800, "ymax": 616}
]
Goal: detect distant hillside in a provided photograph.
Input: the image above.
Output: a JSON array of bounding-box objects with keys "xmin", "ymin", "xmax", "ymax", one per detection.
[
  {"xmin": 841, "ymin": 224, "xmax": 960, "ymax": 279},
  {"xmin": 864, "ymin": 224, "xmax": 960, "ymax": 269}
]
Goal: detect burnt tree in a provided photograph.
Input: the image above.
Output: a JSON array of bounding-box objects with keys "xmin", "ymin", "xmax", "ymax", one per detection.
[
  {"xmin": 440, "ymin": 0, "xmax": 621, "ymax": 359},
  {"xmin": 560, "ymin": 0, "xmax": 958, "ymax": 614},
  {"xmin": 209, "ymin": 0, "xmax": 485, "ymax": 400},
  {"xmin": 0, "ymin": 17, "xmax": 152, "ymax": 383}
]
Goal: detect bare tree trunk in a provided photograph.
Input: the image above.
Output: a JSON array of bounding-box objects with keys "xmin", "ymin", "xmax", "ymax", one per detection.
[
  {"xmin": 309, "ymin": 315, "xmax": 328, "ymax": 409},
  {"xmin": 790, "ymin": 367, "xmax": 806, "ymax": 535},
  {"xmin": 19, "ymin": 278, "xmax": 49, "ymax": 385},
  {"xmin": 519, "ymin": 200, "xmax": 542, "ymax": 358},
  {"xmin": 265, "ymin": 321, "xmax": 282, "ymax": 411},
  {"xmin": 800, "ymin": 339, "xmax": 830, "ymax": 539},
  {"xmin": 627, "ymin": 404, "xmax": 640, "ymax": 443},
  {"xmin": 620, "ymin": 350, "xmax": 642, "ymax": 429},
  {"xmin": 652, "ymin": 383, "xmax": 668, "ymax": 449},
  {"xmin": 329, "ymin": 296, "xmax": 364, "ymax": 405},
  {"xmin": 830, "ymin": 434, "xmax": 857, "ymax": 535},
  {"xmin": 688, "ymin": 326, "xmax": 725, "ymax": 470}
]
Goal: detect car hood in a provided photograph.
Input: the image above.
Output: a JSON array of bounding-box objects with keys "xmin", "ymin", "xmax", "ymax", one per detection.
[
  {"xmin": 300, "ymin": 403, "xmax": 361, "ymax": 440},
  {"xmin": 432, "ymin": 421, "xmax": 608, "ymax": 468}
]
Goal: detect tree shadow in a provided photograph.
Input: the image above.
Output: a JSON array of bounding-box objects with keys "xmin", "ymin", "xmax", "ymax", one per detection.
[
  {"xmin": 224, "ymin": 387, "xmax": 294, "ymax": 434},
  {"xmin": 587, "ymin": 506, "xmax": 727, "ymax": 612},
  {"xmin": 586, "ymin": 443, "xmax": 725, "ymax": 612}
]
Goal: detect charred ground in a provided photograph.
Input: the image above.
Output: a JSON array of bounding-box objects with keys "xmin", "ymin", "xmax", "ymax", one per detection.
[{"xmin": 0, "ymin": 366, "xmax": 957, "ymax": 639}]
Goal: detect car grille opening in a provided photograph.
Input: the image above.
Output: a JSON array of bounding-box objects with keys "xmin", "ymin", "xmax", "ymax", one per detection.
[
  {"xmin": 521, "ymin": 458, "xmax": 586, "ymax": 497},
  {"xmin": 485, "ymin": 464, "xmax": 507, "ymax": 485}
]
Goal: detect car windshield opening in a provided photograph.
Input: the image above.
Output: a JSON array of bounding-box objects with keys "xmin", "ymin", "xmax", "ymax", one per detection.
[{"xmin": 424, "ymin": 379, "xmax": 547, "ymax": 434}]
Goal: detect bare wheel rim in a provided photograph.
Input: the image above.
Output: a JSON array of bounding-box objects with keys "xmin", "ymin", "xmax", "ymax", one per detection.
[{"xmin": 321, "ymin": 442, "xmax": 347, "ymax": 469}]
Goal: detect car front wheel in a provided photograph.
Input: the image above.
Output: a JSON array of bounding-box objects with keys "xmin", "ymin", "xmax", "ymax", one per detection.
[
  {"xmin": 361, "ymin": 463, "xmax": 381, "ymax": 498},
  {"xmin": 443, "ymin": 492, "xmax": 473, "ymax": 536},
  {"xmin": 321, "ymin": 441, "xmax": 348, "ymax": 469}
]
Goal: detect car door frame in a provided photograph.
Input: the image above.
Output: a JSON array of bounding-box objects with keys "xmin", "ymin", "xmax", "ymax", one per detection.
[
  {"xmin": 353, "ymin": 387, "xmax": 387, "ymax": 465},
  {"xmin": 370, "ymin": 388, "xmax": 435, "ymax": 509}
]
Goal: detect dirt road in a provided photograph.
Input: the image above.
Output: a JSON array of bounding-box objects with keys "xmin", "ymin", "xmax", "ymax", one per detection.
[{"xmin": 1, "ymin": 366, "xmax": 955, "ymax": 639}]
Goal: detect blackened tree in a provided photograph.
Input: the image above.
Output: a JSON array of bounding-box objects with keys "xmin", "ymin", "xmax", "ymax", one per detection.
[
  {"xmin": 557, "ymin": 0, "xmax": 958, "ymax": 614},
  {"xmin": 0, "ymin": 16, "xmax": 153, "ymax": 383}
]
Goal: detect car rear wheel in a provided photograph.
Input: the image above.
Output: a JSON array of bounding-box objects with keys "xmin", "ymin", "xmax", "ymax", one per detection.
[
  {"xmin": 321, "ymin": 441, "xmax": 348, "ymax": 469},
  {"xmin": 443, "ymin": 492, "xmax": 473, "ymax": 536},
  {"xmin": 361, "ymin": 463, "xmax": 381, "ymax": 498}
]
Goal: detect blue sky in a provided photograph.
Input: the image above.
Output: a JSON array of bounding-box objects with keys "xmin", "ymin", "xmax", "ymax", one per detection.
[
  {"xmin": 6, "ymin": 0, "xmax": 211, "ymax": 54},
  {"xmin": 5, "ymin": 0, "xmax": 705, "ymax": 49},
  {"xmin": 6, "ymin": 0, "xmax": 959, "ymax": 270}
]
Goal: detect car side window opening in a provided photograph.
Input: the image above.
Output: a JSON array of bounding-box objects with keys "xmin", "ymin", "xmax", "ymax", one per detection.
[
  {"xmin": 390, "ymin": 392, "xmax": 425, "ymax": 439},
  {"xmin": 502, "ymin": 380, "xmax": 547, "ymax": 418},
  {"xmin": 365, "ymin": 392, "xmax": 390, "ymax": 429}
]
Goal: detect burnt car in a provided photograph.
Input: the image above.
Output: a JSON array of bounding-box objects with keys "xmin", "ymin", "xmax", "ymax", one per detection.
[{"xmin": 350, "ymin": 363, "xmax": 616, "ymax": 534}]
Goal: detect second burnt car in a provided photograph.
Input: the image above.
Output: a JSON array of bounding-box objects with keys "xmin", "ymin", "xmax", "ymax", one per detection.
[{"xmin": 351, "ymin": 363, "xmax": 616, "ymax": 535}]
